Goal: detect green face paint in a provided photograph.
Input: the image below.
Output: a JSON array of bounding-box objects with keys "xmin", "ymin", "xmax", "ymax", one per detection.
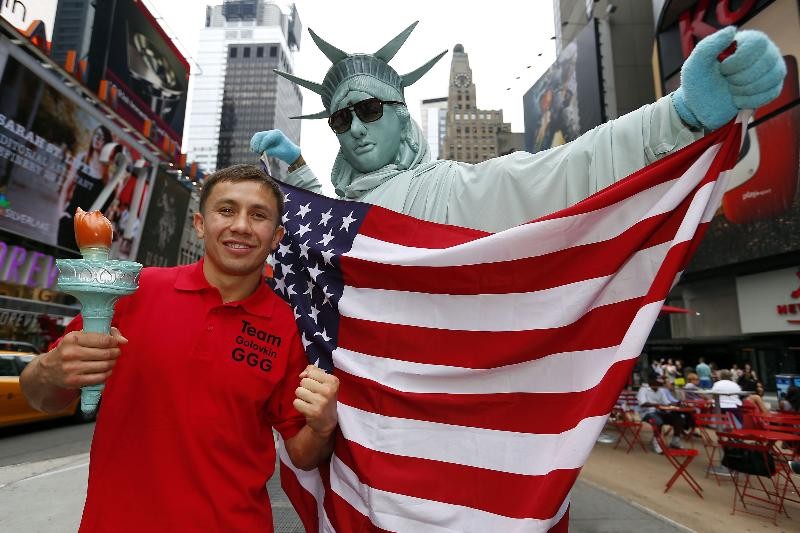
[{"xmin": 334, "ymin": 91, "xmax": 404, "ymax": 173}]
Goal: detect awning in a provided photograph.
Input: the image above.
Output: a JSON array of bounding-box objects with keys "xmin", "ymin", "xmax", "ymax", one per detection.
[{"xmin": 660, "ymin": 305, "xmax": 700, "ymax": 316}]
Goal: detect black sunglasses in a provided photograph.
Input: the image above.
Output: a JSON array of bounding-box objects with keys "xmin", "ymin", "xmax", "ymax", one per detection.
[{"xmin": 328, "ymin": 98, "xmax": 405, "ymax": 134}]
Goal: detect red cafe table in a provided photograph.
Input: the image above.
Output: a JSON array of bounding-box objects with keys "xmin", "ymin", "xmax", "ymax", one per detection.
[{"xmin": 729, "ymin": 428, "xmax": 800, "ymax": 508}]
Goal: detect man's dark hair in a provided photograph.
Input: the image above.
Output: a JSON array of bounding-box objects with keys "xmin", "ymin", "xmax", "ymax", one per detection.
[{"xmin": 199, "ymin": 164, "xmax": 284, "ymax": 219}]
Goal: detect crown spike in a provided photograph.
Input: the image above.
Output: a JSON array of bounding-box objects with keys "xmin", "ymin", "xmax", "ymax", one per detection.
[
  {"xmin": 274, "ymin": 69, "xmax": 327, "ymax": 96},
  {"xmin": 401, "ymin": 49, "xmax": 448, "ymax": 87},
  {"xmin": 374, "ymin": 21, "xmax": 419, "ymax": 62},
  {"xmin": 308, "ymin": 28, "xmax": 348, "ymax": 64},
  {"xmin": 291, "ymin": 110, "xmax": 330, "ymax": 120}
]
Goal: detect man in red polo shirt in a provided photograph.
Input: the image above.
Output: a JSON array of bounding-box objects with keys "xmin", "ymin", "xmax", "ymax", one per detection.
[{"xmin": 21, "ymin": 164, "xmax": 338, "ymax": 532}]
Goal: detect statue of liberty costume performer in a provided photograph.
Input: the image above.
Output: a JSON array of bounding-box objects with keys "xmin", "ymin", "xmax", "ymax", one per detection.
[
  {"xmin": 252, "ymin": 23, "xmax": 785, "ymax": 233},
  {"xmin": 251, "ymin": 20, "xmax": 785, "ymax": 531}
]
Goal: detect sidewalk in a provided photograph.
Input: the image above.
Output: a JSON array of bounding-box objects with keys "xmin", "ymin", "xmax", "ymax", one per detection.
[
  {"xmin": 0, "ymin": 452, "xmax": 688, "ymax": 532},
  {"xmin": 582, "ymin": 424, "xmax": 799, "ymax": 533}
]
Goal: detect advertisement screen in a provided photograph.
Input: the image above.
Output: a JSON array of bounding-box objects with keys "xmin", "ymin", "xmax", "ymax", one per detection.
[
  {"xmin": 135, "ymin": 168, "xmax": 190, "ymax": 268},
  {"xmin": 0, "ymin": 52, "xmax": 149, "ymax": 258},
  {"xmin": 0, "ymin": 0, "xmax": 57, "ymax": 40},
  {"xmin": 88, "ymin": 0, "xmax": 189, "ymax": 146},
  {"xmin": 679, "ymin": 0, "xmax": 800, "ymax": 272},
  {"xmin": 523, "ymin": 20, "xmax": 604, "ymax": 154}
]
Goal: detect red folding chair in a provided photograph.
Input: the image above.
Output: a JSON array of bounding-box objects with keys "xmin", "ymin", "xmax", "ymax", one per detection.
[
  {"xmin": 717, "ymin": 432, "xmax": 788, "ymax": 526},
  {"xmin": 693, "ymin": 411, "xmax": 735, "ymax": 485},
  {"xmin": 647, "ymin": 420, "xmax": 703, "ymax": 497},
  {"xmin": 682, "ymin": 398, "xmax": 713, "ymax": 413},
  {"xmin": 752, "ymin": 414, "xmax": 800, "ymax": 459},
  {"xmin": 611, "ymin": 390, "xmax": 646, "ymax": 453}
]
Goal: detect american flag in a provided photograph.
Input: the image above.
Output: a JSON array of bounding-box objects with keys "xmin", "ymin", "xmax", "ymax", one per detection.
[{"xmin": 269, "ymin": 115, "xmax": 745, "ymax": 532}]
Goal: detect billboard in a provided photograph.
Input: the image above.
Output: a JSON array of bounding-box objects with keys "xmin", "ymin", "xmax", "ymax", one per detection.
[
  {"xmin": 88, "ymin": 0, "xmax": 189, "ymax": 147},
  {"xmin": 0, "ymin": 50, "xmax": 150, "ymax": 259},
  {"xmin": 523, "ymin": 20, "xmax": 604, "ymax": 154},
  {"xmin": 0, "ymin": 0, "xmax": 57, "ymax": 40},
  {"xmin": 135, "ymin": 167, "xmax": 191, "ymax": 267},
  {"xmin": 656, "ymin": 0, "xmax": 800, "ymax": 272}
]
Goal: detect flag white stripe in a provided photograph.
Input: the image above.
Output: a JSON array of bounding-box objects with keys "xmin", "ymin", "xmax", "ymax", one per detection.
[
  {"xmin": 346, "ymin": 145, "xmax": 720, "ymax": 267},
  {"xmin": 333, "ymin": 302, "xmax": 663, "ymax": 393},
  {"xmin": 340, "ymin": 171, "xmax": 721, "ymax": 333},
  {"xmin": 337, "ymin": 402, "xmax": 605, "ymax": 476},
  {"xmin": 329, "ymin": 454, "xmax": 571, "ymax": 533},
  {"xmin": 340, "ymin": 240, "xmax": 673, "ymax": 331}
]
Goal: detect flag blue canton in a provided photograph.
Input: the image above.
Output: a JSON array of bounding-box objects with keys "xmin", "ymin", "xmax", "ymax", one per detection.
[{"xmin": 272, "ymin": 183, "xmax": 369, "ymax": 372}]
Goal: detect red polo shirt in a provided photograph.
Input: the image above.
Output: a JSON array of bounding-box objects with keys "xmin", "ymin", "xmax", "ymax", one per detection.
[{"xmin": 62, "ymin": 260, "xmax": 307, "ymax": 532}]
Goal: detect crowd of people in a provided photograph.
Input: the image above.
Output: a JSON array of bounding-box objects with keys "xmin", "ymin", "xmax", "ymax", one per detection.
[{"xmin": 637, "ymin": 355, "xmax": 800, "ymax": 453}]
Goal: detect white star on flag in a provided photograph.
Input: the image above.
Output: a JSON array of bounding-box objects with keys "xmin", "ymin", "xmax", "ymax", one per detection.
[
  {"xmin": 341, "ymin": 211, "xmax": 356, "ymax": 231},
  {"xmin": 318, "ymin": 230, "xmax": 334, "ymax": 247},
  {"xmin": 277, "ymin": 242, "xmax": 291, "ymax": 257},
  {"xmin": 272, "ymin": 276, "xmax": 286, "ymax": 294},
  {"xmin": 313, "ymin": 328, "xmax": 331, "ymax": 342},
  {"xmin": 320, "ymin": 209, "xmax": 333, "ymax": 226},
  {"xmin": 307, "ymin": 263, "xmax": 323, "ymax": 281},
  {"xmin": 299, "ymin": 240, "xmax": 310, "ymax": 260},
  {"xmin": 296, "ymin": 223, "xmax": 311, "ymax": 237},
  {"xmin": 297, "ymin": 202, "xmax": 311, "ymax": 218},
  {"xmin": 321, "ymin": 249, "xmax": 335, "ymax": 265}
]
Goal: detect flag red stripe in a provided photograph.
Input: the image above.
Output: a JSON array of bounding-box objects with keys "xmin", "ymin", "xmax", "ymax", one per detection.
[
  {"xmin": 336, "ymin": 359, "xmax": 635, "ymax": 434},
  {"xmin": 338, "ymin": 299, "xmax": 633, "ymax": 368},
  {"xmin": 335, "ymin": 438, "xmax": 580, "ymax": 520},
  {"xmin": 324, "ymin": 489, "xmax": 392, "ymax": 533},
  {"xmin": 341, "ymin": 198, "xmax": 691, "ymax": 295},
  {"xmin": 279, "ymin": 460, "xmax": 321, "ymax": 533},
  {"xmin": 549, "ymin": 507, "xmax": 570, "ymax": 533},
  {"xmin": 358, "ymin": 204, "xmax": 489, "ymax": 249}
]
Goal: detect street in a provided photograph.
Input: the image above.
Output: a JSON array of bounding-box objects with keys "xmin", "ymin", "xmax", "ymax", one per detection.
[{"xmin": 0, "ymin": 422, "xmax": 688, "ymax": 532}]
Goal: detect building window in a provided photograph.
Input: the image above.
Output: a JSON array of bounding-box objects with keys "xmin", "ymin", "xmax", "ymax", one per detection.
[
  {"xmin": 257, "ymin": 46, "xmax": 264, "ymax": 58},
  {"xmin": 270, "ymin": 46, "xmax": 278, "ymax": 57},
  {"xmin": 229, "ymin": 47, "xmax": 237, "ymax": 58},
  {"xmin": 243, "ymin": 47, "xmax": 251, "ymax": 58}
]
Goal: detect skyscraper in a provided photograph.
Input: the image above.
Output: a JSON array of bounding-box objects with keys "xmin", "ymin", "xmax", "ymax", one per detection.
[
  {"xmin": 442, "ymin": 44, "xmax": 522, "ymax": 163},
  {"xmin": 420, "ymin": 97, "xmax": 448, "ymax": 160},
  {"xmin": 186, "ymin": 0, "xmax": 302, "ymax": 177}
]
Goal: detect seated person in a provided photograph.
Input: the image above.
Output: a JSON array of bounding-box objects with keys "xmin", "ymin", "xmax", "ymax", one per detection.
[
  {"xmin": 662, "ymin": 380, "xmax": 695, "ymax": 433},
  {"xmin": 743, "ymin": 381, "xmax": 771, "ymax": 414},
  {"xmin": 780, "ymin": 385, "xmax": 800, "ymax": 412},
  {"xmin": 711, "ymin": 369, "xmax": 743, "ymax": 426},
  {"xmin": 637, "ymin": 376, "xmax": 686, "ymax": 453},
  {"xmin": 681, "ymin": 372, "xmax": 703, "ymax": 401}
]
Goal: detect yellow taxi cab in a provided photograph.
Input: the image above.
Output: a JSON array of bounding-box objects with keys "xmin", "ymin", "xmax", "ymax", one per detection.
[{"xmin": 0, "ymin": 340, "xmax": 84, "ymax": 428}]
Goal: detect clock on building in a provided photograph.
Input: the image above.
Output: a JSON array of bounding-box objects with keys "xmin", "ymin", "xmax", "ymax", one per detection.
[{"xmin": 454, "ymin": 73, "xmax": 470, "ymax": 88}]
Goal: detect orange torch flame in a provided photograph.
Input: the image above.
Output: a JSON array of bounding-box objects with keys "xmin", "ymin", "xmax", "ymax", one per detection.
[{"xmin": 74, "ymin": 207, "xmax": 113, "ymax": 249}]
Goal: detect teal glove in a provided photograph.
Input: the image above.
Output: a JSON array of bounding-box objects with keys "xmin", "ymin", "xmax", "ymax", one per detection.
[
  {"xmin": 250, "ymin": 130, "xmax": 301, "ymax": 164},
  {"xmin": 672, "ymin": 27, "xmax": 786, "ymax": 130}
]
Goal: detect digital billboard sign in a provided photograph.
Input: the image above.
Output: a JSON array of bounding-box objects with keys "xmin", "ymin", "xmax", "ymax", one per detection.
[
  {"xmin": 88, "ymin": 0, "xmax": 190, "ymax": 147},
  {"xmin": 523, "ymin": 20, "xmax": 604, "ymax": 154},
  {"xmin": 0, "ymin": 48, "xmax": 150, "ymax": 259},
  {"xmin": 135, "ymin": 167, "xmax": 191, "ymax": 268},
  {"xmin": 656, "ymin": 0, "xmax": 800, "ymax": 272}
]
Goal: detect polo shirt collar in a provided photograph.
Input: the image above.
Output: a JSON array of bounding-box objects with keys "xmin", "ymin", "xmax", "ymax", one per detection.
[{"xmin": 174, "ymin": 259, "xmax": 276, "ymax": 318}]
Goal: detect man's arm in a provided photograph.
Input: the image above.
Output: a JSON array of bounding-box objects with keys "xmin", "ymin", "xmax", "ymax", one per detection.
[
  {"xmin": 20, "ymin": 329, "xmax": 126, "ymax": 413},
  {"xmin": 284, "ymin": 365, "xmax": 339, "ymax": 470}
]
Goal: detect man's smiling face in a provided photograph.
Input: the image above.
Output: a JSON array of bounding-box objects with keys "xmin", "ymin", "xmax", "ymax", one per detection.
[{"xmin": 194, "ymin": 180, "xmax": 284, "ymax": 284}]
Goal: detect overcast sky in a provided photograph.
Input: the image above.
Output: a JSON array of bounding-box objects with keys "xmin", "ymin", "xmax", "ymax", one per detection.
[{"xmin": 147, "ymin": 0, "xmax": 557, "ymax": 187}]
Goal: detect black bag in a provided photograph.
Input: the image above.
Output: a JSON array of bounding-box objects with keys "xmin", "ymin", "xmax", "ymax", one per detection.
[{"xmin": 722, "ymin": 447, "xmax": 776, "ymax": 476}]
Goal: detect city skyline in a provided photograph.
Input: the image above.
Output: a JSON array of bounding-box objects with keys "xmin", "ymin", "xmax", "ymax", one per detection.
[{"xmin": 147, "ymin": 0, "xmax": 557, "ymax": 193}]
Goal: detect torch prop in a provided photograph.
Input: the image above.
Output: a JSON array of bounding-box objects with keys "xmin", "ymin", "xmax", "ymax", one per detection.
[{"xmin": 56, "ymin": 208, "xmax": 142, "ymax": 415}]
